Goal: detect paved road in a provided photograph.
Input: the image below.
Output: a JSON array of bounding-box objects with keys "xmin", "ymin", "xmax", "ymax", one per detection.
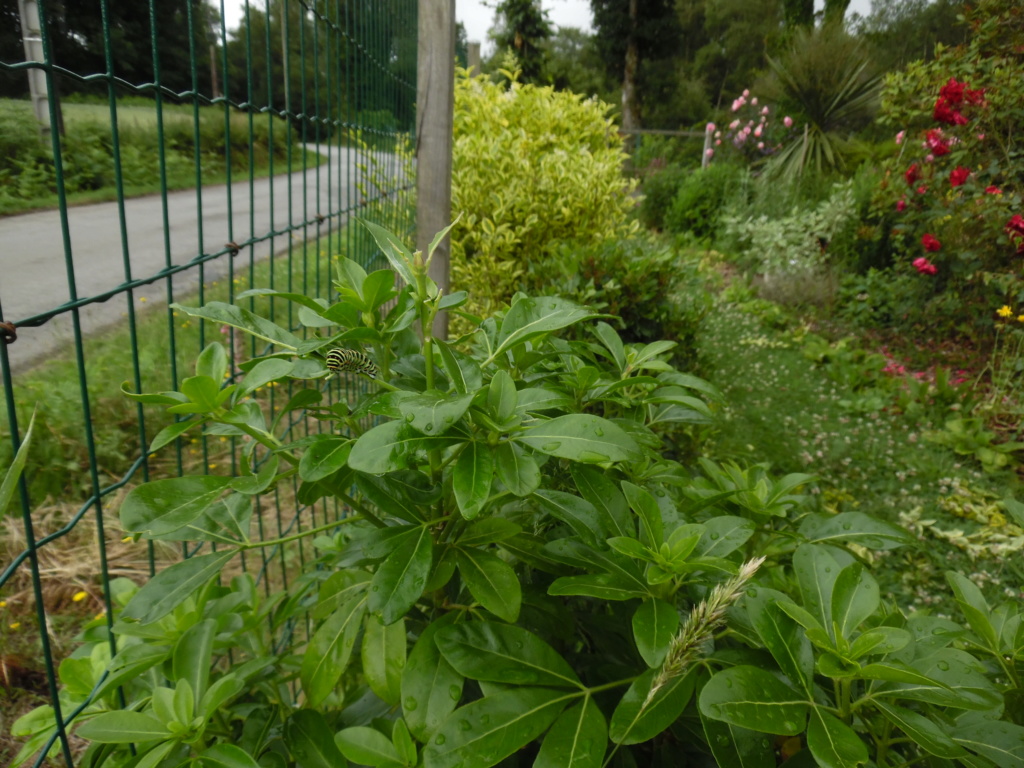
[{"xmin": 0, "ymin": 145, "xmax": 399, "ymax": 371}]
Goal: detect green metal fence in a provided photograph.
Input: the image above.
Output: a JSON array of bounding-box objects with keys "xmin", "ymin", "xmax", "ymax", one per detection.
[{"xmin": 0, "ymin": 2, "xmax": 417, "ymax": 764}]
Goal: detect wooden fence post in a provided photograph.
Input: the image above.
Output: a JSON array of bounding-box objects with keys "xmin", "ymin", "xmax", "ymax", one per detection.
[{"xmin": 416, "ymin": 0, "xmax": 455, "ymax": 340}]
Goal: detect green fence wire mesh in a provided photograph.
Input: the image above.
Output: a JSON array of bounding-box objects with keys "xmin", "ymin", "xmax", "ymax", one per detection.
[{"xmin": 0, "ymin": 2, "xmax": 417, "ymax": 764}]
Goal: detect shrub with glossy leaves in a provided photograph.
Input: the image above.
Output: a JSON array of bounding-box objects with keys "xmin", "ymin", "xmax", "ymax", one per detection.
[{"xmin": 451, "ymin": 65, "xmax": 639, "ymax": 319}]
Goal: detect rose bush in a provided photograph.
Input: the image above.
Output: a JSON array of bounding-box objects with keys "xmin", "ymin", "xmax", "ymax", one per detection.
[{"xmin": 877, "ymin": 0, "xmax": 1024, "ymax": 338}]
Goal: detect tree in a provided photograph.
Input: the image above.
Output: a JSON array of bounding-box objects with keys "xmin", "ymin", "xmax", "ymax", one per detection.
[
  {"xmin": 855, "ymin": 0, "xmax": 969, "ymax": 73},
  {"xmin": 490, "ymin": 0, "xmax": 552, "ymax": 83},
  {"xmin": 543, "ymin": 27, "xmax": 610, "ymax": 98},
  {"xmin": 591, "ymin": 0, "xmax": 681, "ymax": 130}
]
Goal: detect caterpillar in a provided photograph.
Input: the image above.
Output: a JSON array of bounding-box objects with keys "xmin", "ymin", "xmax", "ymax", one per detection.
[{"xmin": 325, "ymin": 348, "xmax": 380, "ymax": 378}]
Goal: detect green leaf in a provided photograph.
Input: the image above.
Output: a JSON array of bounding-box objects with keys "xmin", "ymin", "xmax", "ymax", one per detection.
[
  {"xmin": 299, "ymin": 436, "xmax": 353, "ymax": 483},
  {"xmin": 231, "ymin": 455, "xmax": 280, "ymax": 496},
  {"xmin": 121, "ymin": 476, "xmax": 233, "ymax": 537},
  {"xmin": 799, "ymin": 512, "xmax": 910, "ymax": 550},
  {"xmin": 436, "ymin": 622, "xmax": 581, "ymax": 688},
  {"xmin": 436, "ymin": 341, "xmax": 483, "ymax": 394},
  {"xmin": 456, "ymin": 548, "xmax": 521, "ymax": 623},
  {"xmin": 422, "ymin": 687, "xmax": 571, "ymax": 768},
  {"xmin": 355, "ymin": 474, "xmax": 428, "ymax": 524},
  {"xmin": 946, "ymin": 572, "xmax": 999, "ymax": 650},
  {"xmin": 570, "ymin": 465, "xmax": 632, "ymax": 537},
  {"xmin": 793, "ymin": 544, "xmax": 839, "ymax": 637},
  {"xmin": 609, "ymin": 667, "xmax": 696, "ymax": 745},
  {"xmin": 456, "ymin": 519, "xmax": 521, "ymax": 548},
  {"xmin": 196, "ymin": 342, "xmax": 229, "ymax": 382},
  {"xmin": 493, "ymin": 296, "xmax": 600, "ymax": 360},
  {"xmin": 535, "ymin": 697, "xmax": 607, "ymax": 768},
  {"xmin": 402, "ymin": 615, "xmax": 464, "ymax": 742},
  {"xmin": 349, "ymin": 421, "xmax": 459, "ymax": 475},
  {"xmin": 487, "ymin": 370, "xmax": 518, "ymax": 423},
  {"xmin": 622, "ymin": 482, "xmax": 663, "ymax": 548},
  {"xmin": 548, "ymin": 573, "xmax": 649, "ymax": 601},
  {"xmin": 453, "ymin": 443, "xmax": 495, "ymax": 520},
  {"xmin": 533, "ymin": 490, "xmax": 607, "ymax": 547},
  {"xmin": 0, "ymin": 408, "xmax": 35, "ymax": 518},
  {"xmin": 593, "ymin": 321, "xmax": 626, "ymax": 372},
  {"xmin": 75, "ymin": 711, "xmax": 171, "ymax": 743},
  {"xmin": 200, "ymin": 744, "xmax": 263, "ymax": 768},
  {"xmin": 358, "ymin": 218, "xmax": 416, "ymax": 286},
  {"xmin": 392, "ymin": 719, "xmax": 417, "ymax": 766},
  {"xmin": 516, "ymin": 414, "xmax": 641, "ymax": 463},
  {"xmin": 515, "ymin": 388, "xmax": 574, "ymax": 416},
  {"xmin": 873, "ymin": 701, "xmax": 966, "ymax": 758},
  {"xmin": 632, "ymin": 599, "xmax": 679, "ymax": 668},
  {"xmin": 199, "ymin": 675, "xmax": 245, "ymax": 720},
  {"xmin": 397, "ymin": 391, "xmax": 474, "ymax": 436},
  {"xmin": 285, "ymin": 709, "xmax": 348, "ymax": 768},
  {"xmin": 238, "ymin": 358, "xmax": 294, "ymax": 398},
  {"xmin": 700, "ymin": 710, "xmax": 776, "ymax": 768},
  {"xmin": 831, "ymin": 563, "xmax": 879, "ymax": 639},
  {"xmin": 848, "ymin": 627, "xmax": 911, "ymax": 660},
  {"xmin": 362, "ymin": 269, "xmax": 397, "ymax": 312},
  {"xmin": 952, "ymin": 719, "xmax": 1024, "ymax": 767},
  {"xmin": 698, "ymin": 666, "xmax": 810, "ymax": 735},
  {"xmin": 148, "ymin": 420, "xmax": 199, "ymax": 454},
  {"xmin": 121, "ymin": 551, "xmax": 235, "ymax": 624},
  {"xmin": 172, "ymin": 302, "xmax": 302, "ymax": 350},
  {"xmin": 335, "ymin": 727, "xmax": 401, "ymax": 766},
  {"xmin": 807, "ymin": 708, "xmax": 868, "ymax": 768},
  {"xmin": 494, "ymin": 442, "xmax": 541, "ymax": 497},
  {"xmin": 695, "ymin": 516, "xmax": 755, "ymax": 559},
  {"xmin": 173, "ymin": 619, "xmax": 216, "ymax": 707},
  {"xmin": 361, "ymin": 615, "xmax": 406, "ymax": 706},
  {"xmin": 369, "ymin": 525, "xmax": 433, "ymax": 624},
  {"xmin": 314, "ymin": 570, "xmax": 372, "ymax": 620},
  {"xmin": 751, "ymin": 600, "xmax": 814, "ymax": 692},
  {"xmin": 300, "ymin": 595, "xmax": 368, "ymax": 706}
]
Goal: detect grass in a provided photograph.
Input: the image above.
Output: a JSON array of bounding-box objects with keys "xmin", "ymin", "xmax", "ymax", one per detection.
[
  {"xmin": 0, "ymin": 99, "xmax": 328, "ymax": 217},
  {"xmin": 699, "ymin": 290, "xmax": 1024, "ymax": 611}
]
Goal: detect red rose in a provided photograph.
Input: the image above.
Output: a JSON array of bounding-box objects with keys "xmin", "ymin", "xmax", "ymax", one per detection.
[
  {"xmin": 896, "ymin": 199, "xmax": 906, "ymax": 212},
  {"xmin": 1007, "ymin": 215, "xmax": 1024, "ymax": 239},
  {"xmin": 922, "ymin": 233, "xmax": 942, "ymax": 252},
  {"xmin": 917, "ymin": 185, "xmax": 928, "ymax": 195},
  {"xmin": 939, "ymin": 78, "xmax": 965, "ymax": 104},
  {"xmin": 933, "ymin": 97, "xmax": 968, "ymax": 126},
  {"xmin": 949, "ymin": 166, "xmax": 970, "ymax": 187},
  {"xmin": 926, "ymin": 129, "xmax": 951, "ymax": 156},
  {"xmin": 913, "ymin": 257, "xmax": 938, "ymax": 275},
  {"xmin": 905, "ymin": 163, "xmax": 920, "ymax": 186},
  {"xmin": 965, "ymin": 87, "xmax": 985, "ymax": 105},
  {"xmin": 986, "ymin": 186, "xmax": 1003, "ymax": 195}
]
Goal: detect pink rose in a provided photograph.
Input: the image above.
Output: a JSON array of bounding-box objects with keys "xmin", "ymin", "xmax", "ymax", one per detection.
[
  {"xmin": 706, "ymin": 122, "xmax": 716, "ymax": 133},
  {"xmin": 895, "ymin": 130, "xmax": 905, "ymax": 145},
  {"xmin": 783, "ymin": 116, "xmax": 793, "ymax": 128},
  {"xmin": 705, "ymin": 148, "xmax": 714, "ymax": 159}
]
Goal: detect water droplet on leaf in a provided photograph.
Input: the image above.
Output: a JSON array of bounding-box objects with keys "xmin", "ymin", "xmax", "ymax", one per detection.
[{"xmin": 404, "ymin": 697, "xmax": 418, "ymax": 711}]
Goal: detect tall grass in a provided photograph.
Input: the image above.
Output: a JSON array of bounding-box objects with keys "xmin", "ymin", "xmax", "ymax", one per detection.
[{"xmin": 0, "ymin": 99, "xmax": 323, "ymax": 215}]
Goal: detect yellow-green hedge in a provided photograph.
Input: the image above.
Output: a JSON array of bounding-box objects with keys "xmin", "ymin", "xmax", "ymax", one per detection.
[{"xmin": 451, "ymin": 66, "xmax": 639, "ymax": 318}]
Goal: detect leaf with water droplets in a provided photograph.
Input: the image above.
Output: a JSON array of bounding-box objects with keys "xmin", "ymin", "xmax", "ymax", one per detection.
[
  {"xmin": 535, "ymin": 697, "xmax": 607, "ymax": 768},
  {"xmin": 396, "ymin": 390, "xmax": 474, "ymax": 436},
  {"xmin": 609, "ymin": 666, "xmax": 697, "ymax": 745},
  {"xmin": 453, "ymin": 442, "xmax": 495, "ymax": 520},
  {"xmin": 698, "ymin": 666, "xmax": 809, "ymax": 736},
  {"xmin": 831, "ymin": 562, "xmax": 880, "ymax": 640},
  {"xmin": 807, "ymin": 708, "xmax": 868, "ymax": 768},
  {"xmin": 455, "ymin": 548, "xmax": 521, "ymax": 623},
  {"xmin": 422, "ymin": 687, "xmax": 570, "ymax": 768},
  {"xmin": 361, "ymin": 615, "xmax": 406, "ymax": 706},
  {"xmin": 699, "ymin": 707, "xmax": 777, "ymax": 768},
  {"xmin": 799, "ymin": 512, "xmax": 911, "ymax": 550},
  {"xmin": 516, "ymin": 415, "xmax": 640, "ymax": 464},
  {"xmin": 632, "ymin": 598, "xmax": 679, "ymax": 668},
  {"xmin": 369, "ymin": 526, "xmax": 433, "ymax": 624},
  {"xmin": 300, "ymin": 594, "xmax": 368, "ymax": 707},
  {"xmin": 401, "ymin": 614, "xmax": 463, "ymax": 743}
]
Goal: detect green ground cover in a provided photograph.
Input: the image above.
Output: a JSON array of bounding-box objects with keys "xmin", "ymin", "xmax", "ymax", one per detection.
[{"xmin": 700, "ymin": 289, "xmax": 1024, "ymax": 611}]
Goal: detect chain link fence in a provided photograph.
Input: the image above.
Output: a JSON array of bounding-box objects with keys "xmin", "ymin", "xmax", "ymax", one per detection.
[{"xmin": 0, "ymin": 2, "xmax": 417, "ymax": 764}]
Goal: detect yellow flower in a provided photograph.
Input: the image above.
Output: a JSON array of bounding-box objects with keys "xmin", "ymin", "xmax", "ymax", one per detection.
[
  {"xmin": 998, "ymin": 305, "xmax": 1014, "ymax": 318},
  {"xmin": 122, "ymin": 536, "xmax": 133, "ymax": 543},
  {"xmin": 1018, "ymin": 316, "xmax": 1024, "ymax": 323},
  {"xmin": 139, "ymin": 297, "xmax": 147, "ymax": 303},
  {"xmin": 0, "ymin": 600, "xmax": 7, "ymax": 609},
  {"xmin": 8, "ymin": 622, "xmax": 20, "ymax": 630},
  {"xmin": 72, "ymin": 591, "xmax": 88, "ymax": 602}
]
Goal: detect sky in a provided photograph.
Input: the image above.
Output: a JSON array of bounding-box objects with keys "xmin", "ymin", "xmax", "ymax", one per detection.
[{"xmin": 221, "ymin": 0, "xmax": 877, "ymax": 54}]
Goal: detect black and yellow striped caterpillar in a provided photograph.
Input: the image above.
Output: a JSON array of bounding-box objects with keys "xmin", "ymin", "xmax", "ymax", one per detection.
[{"xmin": 325, "ymin": 348, "xmax": 380, "ymax": 378}]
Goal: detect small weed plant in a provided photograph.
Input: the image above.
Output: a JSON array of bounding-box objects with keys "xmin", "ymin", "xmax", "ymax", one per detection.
[{"xmin": 12, "ymin": 224, "xmax": 1024, "ymax": 768}]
